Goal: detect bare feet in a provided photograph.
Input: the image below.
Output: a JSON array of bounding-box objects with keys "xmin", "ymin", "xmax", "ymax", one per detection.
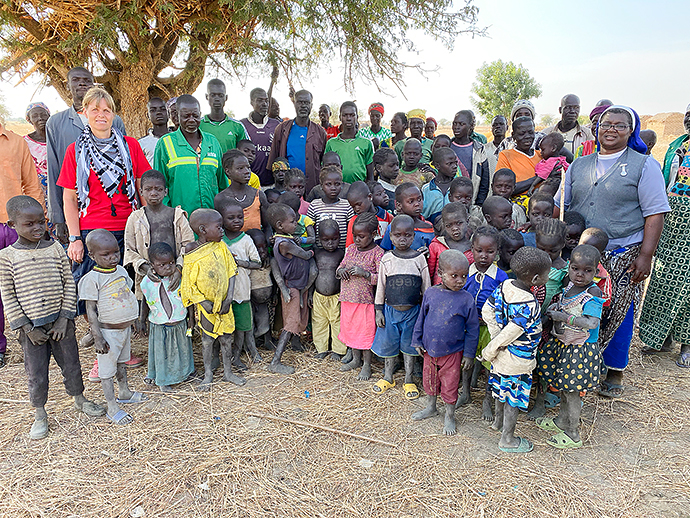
[
  {"xmin": 198, "ymin": 375, "xmax": 213, "ymax": 392},
  {"xmin": 328, "ymin": 353, "xmax": 342, "ymax": 362},
  {"xmin": 233, "ymin": 358, "xmax": 248, "ymax": 372},
  {"xmin": 490, "ymin": 417, "xmax": 502, "ymax": 432},
  {"xmin": 443, "ymin": 408, "xmax": 456, "ymax": 436},
  {"xmin": 677, "ymin": 343, "xmax": 690, "ymax": 368},
  {"xmin": 341, "ymin": 348, "xmax": 353, "ymax": 364},
  {"xmin": 267, "ymin": 362, "xmax": 295, "ymax": 375},
  {"xmin": 160, "ymin": 385, "xmax": 174, "ymax": 393},
  {"xmin": 340, "ymin": 358, "xmax": 361, "ymax": 372},
  {"xmin": 455, "ymin": 390, "xmax": 471, "ymax": 408},
  {"xmin": 290, "ymin": 336, "xmax": 305, "ymax": 352},
  {"xmin": 526, "ymin": 401, "xmax": 546, "ymax": 420},
  {"xmin": 356, "ymin": 364, "xmax": 372, "ymax": 381},
  {"xmin": 223, "ymin": 372, "xmax": 246, "ymax": 386},
  {"xmin": 412, "ymin": 403, "xmax": 439, "ymax": 421},
  {"xmin": 482, "ymin": 396, "xmax": 493, "ymax": 421}
]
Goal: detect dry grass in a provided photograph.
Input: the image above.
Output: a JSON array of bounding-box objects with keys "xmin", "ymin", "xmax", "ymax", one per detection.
[{"xmin": 0, "ymin": 321, "xmax": 689, "ymax": 518}]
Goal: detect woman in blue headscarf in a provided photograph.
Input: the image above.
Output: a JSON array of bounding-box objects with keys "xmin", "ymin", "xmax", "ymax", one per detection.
[{"xmin": 557, "ymin": 105, "xmax": 670, "ymax": 398}]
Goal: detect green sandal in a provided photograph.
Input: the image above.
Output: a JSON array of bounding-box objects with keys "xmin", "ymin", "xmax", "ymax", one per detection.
[
  {"xmin": 535, "ymin": 416, "xmax": 563, "ymax": 433},
  {"xmin": 546, "ymin": 431, "xmax": 582, "ymax": 449}
]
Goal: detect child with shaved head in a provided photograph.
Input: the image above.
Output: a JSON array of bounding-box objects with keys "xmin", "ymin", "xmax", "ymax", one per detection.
[{"xmin": 411, "ymin": 250, "xmax": 479, "ymax": 435}]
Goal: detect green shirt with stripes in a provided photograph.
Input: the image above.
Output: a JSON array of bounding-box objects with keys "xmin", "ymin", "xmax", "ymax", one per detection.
[{"xmin": 153, "ymin": 129, "xmax": 228, "ymax": 216}]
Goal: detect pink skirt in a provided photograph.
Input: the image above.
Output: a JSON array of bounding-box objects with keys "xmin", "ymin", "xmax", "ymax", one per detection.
[{"xmin": 338, "ymin": 302, "xmax": 376, "ymax": 350}]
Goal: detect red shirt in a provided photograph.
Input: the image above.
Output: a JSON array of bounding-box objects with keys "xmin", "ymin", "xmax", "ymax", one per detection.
[
  {"xmin": 57, "ymin": 137, "xmax": 149, "ymax": 231},
  {"xmin": 428, "ymin": 236, "xmax": 474, "ymax": 285},
  {"xmin": 345, "ymin": 209, "xmax": 394, "ymax": 248}
]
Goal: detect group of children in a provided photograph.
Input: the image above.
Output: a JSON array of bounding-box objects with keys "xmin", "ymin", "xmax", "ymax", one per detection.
[{"xmin": 0, "ymin": 136, "xmax": 612, "ymax": 452}]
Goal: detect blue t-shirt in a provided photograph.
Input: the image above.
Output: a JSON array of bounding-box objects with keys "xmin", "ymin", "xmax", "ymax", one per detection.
[
  {"xmin": 451, "ymin": 142, "xmax": 474, "ymax": 175},
  {"xmin": 286, "ymin": 121, "xmax": 308, "ymax": 173},
  {"xmin": 465, "ymin": 263, "xmax": 509, "ymax": 316},
  {"xmin": 379, "ymin": 223, "xmax": 435, "ymax": 251}
]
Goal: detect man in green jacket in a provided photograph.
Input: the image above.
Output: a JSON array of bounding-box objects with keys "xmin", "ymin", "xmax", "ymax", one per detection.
[
  {"xmin": 153, "ymin": 95, "xmax": 227, "ymax": 216},
  {"xmin": 662, "ymin": 104, "xmax": 690, "ymax": 188}
]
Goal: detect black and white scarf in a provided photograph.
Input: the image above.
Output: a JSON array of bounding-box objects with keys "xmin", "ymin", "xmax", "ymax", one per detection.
[{"xmin": 75, "ymin": 125, "xmax": 138, "ymax": 217}]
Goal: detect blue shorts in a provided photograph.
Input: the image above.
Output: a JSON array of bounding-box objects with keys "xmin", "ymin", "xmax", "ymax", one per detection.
[{"xmin": 371, "ymin": 305, "xmax": 420, "ymax": 358}]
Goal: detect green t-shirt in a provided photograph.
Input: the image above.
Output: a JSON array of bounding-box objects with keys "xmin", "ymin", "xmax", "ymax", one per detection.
[
  {"xmin": 357, "ymin": 126, "xmax": 393, "ymax": 143},
  {"xmin": 199, "ymin": 115, "xmax": 250, "ymax": 154},
  {"xmin": 394, "ymin": 137, "xmax": 433, "ymax": 166},
  {"xmin": 324, "ymin": 135, "xmax": 374, "ymax": 183}
]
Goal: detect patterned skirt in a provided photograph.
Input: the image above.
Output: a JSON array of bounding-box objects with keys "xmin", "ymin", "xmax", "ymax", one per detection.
[
  {"xmin": 639, "ymin": 195, "xmax": 690, "ymax": 349},
  {"xmin": 488, "ymin": 371, "xmax": 532, "ymax": 410},
  {"xmin": 537, "ymin": 336, "xmax": 601, "ymax": 392}
]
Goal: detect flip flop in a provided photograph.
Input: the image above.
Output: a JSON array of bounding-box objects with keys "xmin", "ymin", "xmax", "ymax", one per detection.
[
  {"xmin": 598, "ymin": 380, "xmax": 624, "ymax": 398},
  {"xmin": 107, "ymin": 409, "xmax": 134, "ymax": 425},
  {"xmin": 499, "ymin": 436, "xmax": 533, "ymax": 453},
  {"xmin": 403, "ymin": 383, "xmax": 420, "ymax": 400},
  {"xmin": 535, "ymin": 416, "xmax": 563, "ymax": 433},
  {"xmin": 544, "ymin": 392, "xmax": 561, "ymax": 408},
  {"xmin": 676, "ymin": 352, "xmax": 690, "ymax": 368},
  {"xmin": 546, "ymin": 431, "xmax": 583, "ymax": 449},
  {"xmin": 116, "ymin": 391, "xmax": 148, "ymax": 404},
  {"xmin": 372, "ymin": 379, "xmax": 396, "ymax": 394}
]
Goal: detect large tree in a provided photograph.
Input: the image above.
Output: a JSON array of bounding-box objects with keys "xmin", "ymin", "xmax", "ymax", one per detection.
[
  {"xmin": 470, "ymin": 60, "xmax": 541, "ymax": 122},
  {"xmin": 0, "ymin": 0, "xmax": 482, "ymax": 137}
]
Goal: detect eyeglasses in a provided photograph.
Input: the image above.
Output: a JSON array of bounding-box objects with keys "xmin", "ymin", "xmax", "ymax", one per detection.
[{"xmin": 599, "ymin": 123, "xmax": 630, "ymax": 132}]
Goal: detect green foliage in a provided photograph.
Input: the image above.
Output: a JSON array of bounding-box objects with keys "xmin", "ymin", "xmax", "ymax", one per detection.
[
  {"xmin": 578, "ymin": 114, "xmax": 589, "ymax": 126},
  {"xmin": 540, "ymin": 114, "xmax": 556, "ymax": 127},
  {"xmin": 470, "ymin": 60, "xmax": 542, "ymax": 122}
]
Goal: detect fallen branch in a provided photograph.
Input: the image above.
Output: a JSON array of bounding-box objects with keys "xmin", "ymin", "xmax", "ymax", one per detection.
[
  {"xmin": 0, "ymin": 398, "xmax": 30, "ymax": 404},
  {"xmin": 248, "ymin": 411, "xmax": 398, "ymax": 448}
]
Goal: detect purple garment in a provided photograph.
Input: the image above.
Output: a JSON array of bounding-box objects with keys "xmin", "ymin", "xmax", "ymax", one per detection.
[
  {"xmin": 241, "ymin": 116, "xmax": 280, "ymax": 186},
  {"xmin": 0, "ymin": 223, "xmax": 19, "ymax": 354},
  {"xmin": 411, "ymin": 285, "xmax": 480, "ymax": 358},
  {"xmin": 273, "ymin": 236, "xmax": 310, "ymax": 290}
]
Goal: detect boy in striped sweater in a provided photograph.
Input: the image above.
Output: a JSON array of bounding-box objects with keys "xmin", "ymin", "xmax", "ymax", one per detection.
[{"xmin": 0, "ymin": 196, "xmax": 105, "ymax": 440}]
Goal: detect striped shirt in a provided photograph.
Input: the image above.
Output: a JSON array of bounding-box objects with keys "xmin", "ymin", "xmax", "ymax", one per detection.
[
  {"xmin": 0, "ymin": 241, "xmax": 77, "ymax": 329},
  {"xmin": 306, "ymin": 198, "xmax": 355, "ymax": 249}
]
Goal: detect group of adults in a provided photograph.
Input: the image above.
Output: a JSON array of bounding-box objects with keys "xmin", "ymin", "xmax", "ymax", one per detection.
[{"xmin": 2, "ymin": 65, "xmax": 690, "ymax": 394}]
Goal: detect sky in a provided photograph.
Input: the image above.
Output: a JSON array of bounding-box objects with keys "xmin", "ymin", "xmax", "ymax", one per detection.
[{"xmin": 2, "ymin": 0, "xmax": 689, "ymax": 125}]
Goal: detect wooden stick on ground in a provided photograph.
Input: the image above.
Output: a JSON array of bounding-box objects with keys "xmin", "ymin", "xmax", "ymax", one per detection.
[
  {"xmin": 0, "ymin": 398, "xmax": 30, "ymax": 404},
  {"xmin": 248, "ymin": 411, "xmax": 398, "ymax": 448}
]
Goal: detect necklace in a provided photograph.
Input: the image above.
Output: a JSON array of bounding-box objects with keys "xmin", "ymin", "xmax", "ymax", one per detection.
[
  {"xmin": 233, "ymin": 193, "xmax": 247, "ymax": 202},
  {"xmin": 93, "ymin": 266, "xmax": 117, "ymax": 273}
]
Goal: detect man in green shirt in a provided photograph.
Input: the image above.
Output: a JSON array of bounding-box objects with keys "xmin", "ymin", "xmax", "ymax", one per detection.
[
  {"xmin": 153, "ymin": 95, "xmax": 227, "ymax": 216},
  {"xmin": 324, "ymin": 102, "xmax": 374, "ymax": 183},
  {"xmin": 199, "ymin": 79, "xmax": 249, "ymax": 154}
]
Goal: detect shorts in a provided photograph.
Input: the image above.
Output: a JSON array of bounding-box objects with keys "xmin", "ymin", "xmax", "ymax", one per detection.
[
  {"xmin": 488, "ymin": 370, "xmax": 532, "ymax": 411},
  {"xmin": 97, "ymin": 327, "xmax": 132, "ymax": 379},
  {"xmin": 232, "ymin": 301, "xmax": 253, "ymax": 332},
  {"xmin": 371, "ymin": 304, "xmax": 420, "ymax": 358},
  {"xmin": 423, "ymin": 351, "xmax": 463, "ymax": 405},
  {"xmin": 282, "ymin": 288, "xmax": 309, "ymax": 335}
]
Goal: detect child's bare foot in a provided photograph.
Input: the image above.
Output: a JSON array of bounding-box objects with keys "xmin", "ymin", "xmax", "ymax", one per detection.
[
  {"xmin": 455, "ymin": 390, "xmax": 471, "ymax": 408},
  {"xmin": 341, "ymin": 348, "xmax": 353, "ymax": 364},
  {"xmin": 328, "ymin": 352, "xmax": 342, "ymax": 362},
  {"xmin": 290, "ymin": 336, "xmax": 305, "ymax": 352},
  {"xmin": 527, "ymin": 400, "xmax": 546, "ymax": 420},
  {"xmin": 314, "ymin": 352, "xmax": 329, "ymax": 360},
  {"xmin": 267, "ymin": 362, "xmax": 295, "ymax": 375},
  {"xmin": 160, "ymin": 385, "xmax": 174, "ymax": 393},
  {"xmin": 198, "ymin": 375, "xmax": 213, "ymax": 392},
  {"xmin": 412, "ymin": 398, "xmax": 439, "ymax": 421},
  {"xmin": 223, "ymin": 372, "xmax": 246, "ymax": 386},
  {"xmin": 677, "ymin": 343, "xmax": 690, "ymax": 368},
  {"xmin": 482, "ymin": 397, "xmax": 493, "ymax": 421},
  {"xmin": 490, "ymin": 416, "xmax": 502, "ymax": 432},
  {"xmin": 357, "ymin": 363, "xmax": 372, "ymax": 381},
  {"xmin": 340, "ymin": 358, "xmax": 361, "ymax": 372},
  {"xmin": 233, "ymin": 358, "xmax": 248, "ymax": 371},
  {"xmin": 443, "ymin": 407, "xmax": 456, "ymax": 436}
]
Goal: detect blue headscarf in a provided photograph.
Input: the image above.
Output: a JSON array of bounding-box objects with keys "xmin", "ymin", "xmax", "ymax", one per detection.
[{"xmin": 600, "ymin": 105, "xmax": 647, "ymax": 154}]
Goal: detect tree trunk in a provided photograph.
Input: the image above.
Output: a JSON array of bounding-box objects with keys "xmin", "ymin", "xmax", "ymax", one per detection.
[{"xmin": 117, "ymin": 58, "xmax": 156, "ymax": 139}]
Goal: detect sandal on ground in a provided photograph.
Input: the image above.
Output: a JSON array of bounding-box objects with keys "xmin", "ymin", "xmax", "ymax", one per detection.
[
  {"xmin": 676, "ymin": 352, "xmax": 690, "ymax": 368},
  {"xmin": 107, "ymin": 409, "xmax": 134, "ymax": 425},
  {"xmin": 29, "ymin": 417, "xmax": 49, "ymax": 440},
  {"xmin": 499, "ymin": 436, "xmax": 533, "ymax": 453},
  {"xmin": 546, "ymin": 431, "xmax": 583, "ymax": 449},
  {"xmin": 372, "ymin": 379, "xmax": 395, "ymax": 394},
  {"xmin": 76, "ymin": 400, "xmax": 106, "ymax": 417},
  {"xmin": 535, "ymin": 416, "xmax": 563, "ymax": 433},
  {"xmin": 598, "ymin": 380, "xmax": 624, "ymax": 398},
  {"xmin": 116, "ymin": 391, "xmax": 148, "ymax": 404},
  {"xmin": 544, "ymin": 392, "xmax": 561, "ymax": 409},
  {"xmin": 403, "ymin": 383, "xmax": 419, "ymax": 400}
]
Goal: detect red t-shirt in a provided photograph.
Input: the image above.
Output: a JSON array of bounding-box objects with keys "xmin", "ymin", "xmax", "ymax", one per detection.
[{"xmin": 57, "ymin": 137, "xmax": 149, "ymax": 231}]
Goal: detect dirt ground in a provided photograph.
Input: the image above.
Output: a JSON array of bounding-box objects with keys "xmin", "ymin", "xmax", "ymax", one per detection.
[{"xmin": 0, "ymin": 319, "xmax": 688, "ymax": 518}]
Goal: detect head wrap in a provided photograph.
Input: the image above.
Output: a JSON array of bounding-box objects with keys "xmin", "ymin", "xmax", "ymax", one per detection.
[
  {"xmin": 686, "ymin": 103, "xmax": 690, "ymax": 114},
  {"xmin": 600, "ymin": 105, "xmax": 647, "ymax": 154},
  {"xmin": 510, "ymin": 100, "xmax": 535, "ymax": 121},
  {"xmin": 589, "ymin": 105, "xmax": 609, "ymax": 121},
  {"xmin": 25, "ymin": 102, "xmax": 50, "ymax": 122},
  {"xmin": 368, "ymin": 103, "xmax": 384, "ymax": 116},
  {"xmin": 426, "ymin": 117, "xmax": 437, "ymax": 127},
  {"xmin": 166, "ymin": 97, "xmax": 178, "ymax": 110},
  {"xmin": 407, "ymin": 109, "xmax": 426, "ymax": 122}
]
